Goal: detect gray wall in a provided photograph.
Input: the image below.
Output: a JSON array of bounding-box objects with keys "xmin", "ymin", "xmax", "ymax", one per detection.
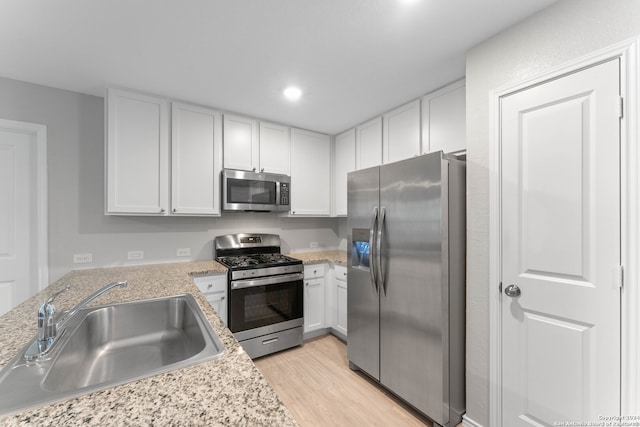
[
  {"xmin": 0, "ymin": 77, "xmax": 339, "ymax": 283},
  {"xmin": 465, "ymin": 0, "xmax": 640, "ymax": 425}
]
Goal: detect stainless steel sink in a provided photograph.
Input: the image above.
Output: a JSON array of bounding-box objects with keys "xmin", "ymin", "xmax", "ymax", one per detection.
[{"xmin": 0, "ymin": 294, "xmax": 226, "ymax": 417}]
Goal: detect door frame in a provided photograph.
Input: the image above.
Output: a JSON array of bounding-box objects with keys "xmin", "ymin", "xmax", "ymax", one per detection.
[
  {"xmin": 488, "ymin": 38, "xmax": 640, "ymax": 426},
  {"xmin": 0, "ymin": 119, "xmax": 48, "ymax": 293}
]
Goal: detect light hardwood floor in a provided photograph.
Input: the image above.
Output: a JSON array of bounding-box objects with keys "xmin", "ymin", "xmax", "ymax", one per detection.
[{"xmin": 255, "ymin": 334, "xmax": 442, "ymax": 427}]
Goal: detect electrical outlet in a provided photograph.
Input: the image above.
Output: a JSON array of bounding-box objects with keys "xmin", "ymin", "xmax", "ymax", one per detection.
[
  {"xmin": 176, "ymin": 248, "xmax": 191, "ymax": 257},
  {"xmin": 310, "ymin": 241, "xmax": 319, "ymax": 249},
  {"xmin": 128, "ymin": 250, "xmax": 144, "ymax": 260},
  {"xmin": 73, "ymin": 253, "xmax": 93, "ymax": 264}
]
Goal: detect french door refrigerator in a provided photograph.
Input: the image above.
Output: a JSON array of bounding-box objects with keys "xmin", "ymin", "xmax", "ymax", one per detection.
[{"xmin": 347, "ymin": 151, "xmax": 465, "ymax": 427}]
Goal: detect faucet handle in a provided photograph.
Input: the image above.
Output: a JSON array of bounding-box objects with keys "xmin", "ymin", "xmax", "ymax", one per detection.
[{"xmin": 37, "ymin": 285, "xmax": 69, "ymax": 343}]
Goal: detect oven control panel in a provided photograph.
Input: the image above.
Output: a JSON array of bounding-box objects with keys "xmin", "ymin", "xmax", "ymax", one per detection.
[{"xmin": 240, "ymin": 236, "xmax": 262, "ymax": 244}]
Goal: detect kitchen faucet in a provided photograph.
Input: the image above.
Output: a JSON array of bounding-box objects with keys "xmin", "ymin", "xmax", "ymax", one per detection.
[{"xmin": 24, "ymin": 280, "xmax": 128, "ymax": 361}]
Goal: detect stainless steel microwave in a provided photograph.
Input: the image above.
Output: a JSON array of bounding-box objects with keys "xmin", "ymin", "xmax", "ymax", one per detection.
[{"xmin": 221, "ymin": 169, "xmax": 291, "ymax": 212}]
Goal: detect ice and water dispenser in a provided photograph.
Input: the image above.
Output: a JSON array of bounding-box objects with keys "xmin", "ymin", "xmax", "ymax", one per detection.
[{"xmin": 351, "ymin": 228, "xmax": 371, "ymax": 270}]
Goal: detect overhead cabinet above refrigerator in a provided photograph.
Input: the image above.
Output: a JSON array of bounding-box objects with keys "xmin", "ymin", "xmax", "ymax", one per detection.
[{"xmin": 347, "ymin": 151, "xmax": 466, "ymax": 427}]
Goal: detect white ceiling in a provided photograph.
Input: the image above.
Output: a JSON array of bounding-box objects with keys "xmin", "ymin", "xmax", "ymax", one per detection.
[{"xmin": 0, "ymin": 0, "xmax": 557, "ymax": 135}]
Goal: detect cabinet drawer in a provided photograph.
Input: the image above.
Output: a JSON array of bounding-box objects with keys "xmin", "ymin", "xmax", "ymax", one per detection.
[
  {"xmin": 335, "ymin": 265, "xmax": 347, "ymax": 282},
  {"xmin": 192, "ymin": 274, "xmax": 227, "ymax": 294},
  {"xmin": 304, "ymin": 264, "xmax": 325, "ymax": 279}
]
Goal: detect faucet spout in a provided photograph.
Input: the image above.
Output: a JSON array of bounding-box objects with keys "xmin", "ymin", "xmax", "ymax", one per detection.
[{"xmin": 57, "ymin": 280, "xmax": 128, "ymax": 327}]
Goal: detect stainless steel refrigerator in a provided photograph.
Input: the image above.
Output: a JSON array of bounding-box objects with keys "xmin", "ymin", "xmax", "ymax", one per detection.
[{"xmin": 347, "ymin": 151, "xmax": 465, "ymax": 427}]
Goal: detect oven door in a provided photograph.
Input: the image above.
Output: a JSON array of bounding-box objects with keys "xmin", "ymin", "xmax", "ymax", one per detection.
[{"xmin": 229, "ymin": 272, "xmax": 303, "ymax": 337}]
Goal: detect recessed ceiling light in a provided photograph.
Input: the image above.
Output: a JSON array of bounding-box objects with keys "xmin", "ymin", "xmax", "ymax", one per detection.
[{"xmin": 283, "ymin": 86, "xmax": 302, "ymax": 101}]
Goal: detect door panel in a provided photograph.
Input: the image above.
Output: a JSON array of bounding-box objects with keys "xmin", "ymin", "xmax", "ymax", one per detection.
[
  {"xmin": 347, "ymin": 166, "xmax": 380, "ymax": 380},
  {"xmin": 501, "ymin": 59, "xmax": 620, "ymax": 425},
  {"xmin": 379, "ymin": 153, "xmax": 445, "ymax": 423}
]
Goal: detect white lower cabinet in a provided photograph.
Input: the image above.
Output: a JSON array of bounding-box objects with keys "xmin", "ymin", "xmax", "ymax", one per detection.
[
  {"xmin": 303, "ymin": 264, "xmax": 326, "ymax": 334},
  {"xmin": 192, "ymin": 274, "xmax": 227, "ymax": 325},
  {"xmin": 334, "ymin": 264, "xmax": 348, "ymax": 337}
]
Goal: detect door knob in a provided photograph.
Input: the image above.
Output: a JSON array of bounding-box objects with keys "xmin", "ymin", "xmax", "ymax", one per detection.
[{"xmin": 504, "ymin": 284, "xmax": 521, "ymax": 297}]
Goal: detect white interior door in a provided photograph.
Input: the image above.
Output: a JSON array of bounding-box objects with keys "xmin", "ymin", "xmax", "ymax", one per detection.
[
  {"xmin": 500, "ymin": 59, "xmax": 621, "ymax": 425},
  {"xmin": 0, "ymin": 120, "xmax": 47, "ymax": 316}
]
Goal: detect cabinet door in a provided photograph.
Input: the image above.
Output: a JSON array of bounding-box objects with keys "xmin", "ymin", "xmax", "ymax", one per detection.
[
  {"xmin": 290, "ymin": 128, "xmax": 331, "ymax": 216},
  {"xmin": 106, "ymin": 88, "xmax": 169, "ymax": 215},
  {"xmin": 223, "ymin": 114, "xmax": 258, "ymax": 171},
  {"xmin": 383, "ymin": 99, "xmax": 421, "ymax": 164},
  {"xmin": 171, "ymin": 102, "xmax": 222, "ymax": 215},
  {"xmin": 193, "ymin": 274, "xmax": 227, "ymax": 325},
  {"xmin": 259, "ymin": 122, "xmax": 290, "ymax": 175},
  {"xmin": 304, "ymin": 277, "xmax": 325, "ymax": 333},
  {"xmin": 205, "ymin": 291, "xmax": 227, "ymax": 326},
  {"xmin": 422, "ymin": 79, "xmax": 466, "ymax": 154},
  {"xmin": 334, "ymin": 129, "xmax": 356, "ymax": 216},
  {"xmin": 356, "ymin": 117, "xmax": 382, "ymax": 169}
]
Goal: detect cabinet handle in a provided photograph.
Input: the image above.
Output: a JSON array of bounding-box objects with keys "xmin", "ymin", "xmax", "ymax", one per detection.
[
  {"xmin": 221, "ymin": 296, "xmax": 225, "ymax": 300},
  {"xmin": 207, "ymin": 284, "xmax": 213, "ymax": 289},
  {"xmin": 160, "ymin": 208, "xmax": 165, "ymax": 213},
  {"xmin": 173, "ymin": 208, "xmax": 177, "ymax": 213},
  {"xmin": 252, "ymin": 167, "xmax": 256, "ymax": 172},
  {"xmin": 260, "ymin": 168, "xmax": 264, "ymax": 172}
]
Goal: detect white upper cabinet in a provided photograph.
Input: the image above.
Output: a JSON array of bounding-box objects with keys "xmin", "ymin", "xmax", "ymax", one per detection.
[
  {"xmin": 106, "ymin": 88, "xmax": 169, "ymax": 215},
  {"xmin": 171, "ymin": 102, "xmax": 222, "ymax": 216},
  {"xmin": 383, "ymin": 99, "xmax": 421, "ymax": 164},
  {"xmin": 223, "ymin": 114, "xmax": 259, "ymax": 171},
  {"xmin": 259, "ymin": 122, "xmax": 290, "ymax": 175},
  {"xmin": 356, "ymin": 117, "xmax": 382, "ymax": 169},
  {"xmin": 421, "ymin": 79, "xmax": 466, "ymax": 154},
  {"xmin": 290, "ymin": 128, "xmax": 331, "ymax": 216},
  {"xmin": 334, "ymin": 129, "xmax": 356, "ymax": 216}
]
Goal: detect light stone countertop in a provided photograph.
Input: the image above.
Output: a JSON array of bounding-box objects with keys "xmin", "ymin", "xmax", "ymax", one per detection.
[
  {"xmin": 0, "ymin": 260, "xmax": 299, "ymax": 427},
  {"xmin": 288, "ymin": 250, "xmax": 347, "ymax": 265}
]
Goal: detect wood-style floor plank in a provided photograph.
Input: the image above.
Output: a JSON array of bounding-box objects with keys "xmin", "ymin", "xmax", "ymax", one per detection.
[{"xmin": 254, "ymin": 334, "xmax": 437, "ymax": 427}]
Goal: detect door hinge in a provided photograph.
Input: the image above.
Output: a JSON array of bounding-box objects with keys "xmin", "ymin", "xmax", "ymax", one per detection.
[
  {"xmin": 613, "ymin": 265, "xmax": 624, "ymax": 289},
  {"xmin": 618, "ymin": 96, "xmax": 624, "ymax": 119}
]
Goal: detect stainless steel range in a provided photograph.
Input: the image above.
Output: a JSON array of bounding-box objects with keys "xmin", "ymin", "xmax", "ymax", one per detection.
[{"xmin": 214, "ymin": 233, "xmax": 303, "ymax": 359}]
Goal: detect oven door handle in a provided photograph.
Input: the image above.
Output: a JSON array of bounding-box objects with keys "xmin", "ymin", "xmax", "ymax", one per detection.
[{"xmin": 231, "ymin": 272, "xmax": 304, "ymax": 290}]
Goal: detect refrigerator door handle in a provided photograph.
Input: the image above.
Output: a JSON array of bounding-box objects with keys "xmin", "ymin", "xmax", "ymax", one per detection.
[
  {"xmin": 377, "ymin": 206, "xmax": 386, "ymax": 295},
  {"xmin": 369, "ymin": 207, "xmax": 379, "ymax": 293}
]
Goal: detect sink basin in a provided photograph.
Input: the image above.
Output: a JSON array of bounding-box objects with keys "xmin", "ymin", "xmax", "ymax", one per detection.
[{"xmin": 0, "ymin": 294, "xmax": 226, "ymax": 417}]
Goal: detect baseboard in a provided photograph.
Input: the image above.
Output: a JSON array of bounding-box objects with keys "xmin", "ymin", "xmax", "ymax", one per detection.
[
  {"xmin": 303, "ymin": 328, "xmax": 330, "ymax": 341},
  {"xmin": 462, "ymin": 414, "xmax": 483, "ymax": 427}
]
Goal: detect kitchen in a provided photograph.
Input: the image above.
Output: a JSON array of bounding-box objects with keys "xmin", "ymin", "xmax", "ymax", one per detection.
[{"xmin": 1, "ymin": 0, "xmax": 640, "ymax": 426}]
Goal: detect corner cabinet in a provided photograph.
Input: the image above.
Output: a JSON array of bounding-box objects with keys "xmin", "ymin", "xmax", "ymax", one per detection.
[
  {"xmin": 106, "ymin": 88, "xmax": 169, "ymax": 215},
  {"xmin": 171, "ymin": 102, "xmax": 223, "ymax": 215},
  {"xmin": 334, "ymin": 129, "xmax": 356, "ymax": 216},
  {"xmin": 290, "ymin": 128, "xmax": 331, "ymax": 216}
]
